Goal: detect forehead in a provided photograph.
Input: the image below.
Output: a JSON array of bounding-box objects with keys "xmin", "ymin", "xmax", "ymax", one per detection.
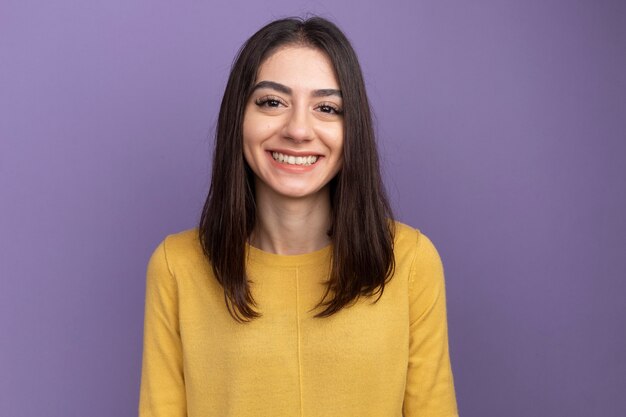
[{"xmin": 256, "ymin": 46, "xmax": 339, "ymax": 89}]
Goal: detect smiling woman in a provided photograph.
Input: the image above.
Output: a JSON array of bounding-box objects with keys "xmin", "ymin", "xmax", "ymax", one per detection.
[
  {"xmin": 139, "ymin": 16, "xmax": 459, "ymax": 417},
  {"xmin": 243, "ymin": 46, "xmax": 344, "ymax": 202}
]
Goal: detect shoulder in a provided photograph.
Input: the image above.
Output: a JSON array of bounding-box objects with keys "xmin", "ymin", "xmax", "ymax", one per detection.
[
  {"xmin": 392, "ymin": 222, "xmax": 448, "ymax": 326},
  {"xmin": 390, "ymin": 221, "xmax": 445, "ymax": 295},
  {"xmin": 392, "ymin": 220, "xmax": 443, "ymax": 268},
  {"xmin": 148, "ymin": 227, "xmax": 207, "ymax": 274},
  {"xmin": 160, "ymin": 227, "xmax": 201, "ymax": 252}
]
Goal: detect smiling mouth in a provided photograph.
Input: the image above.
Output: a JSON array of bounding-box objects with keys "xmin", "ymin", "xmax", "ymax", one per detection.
[{"xmin": 271, "ymin": 151, "xmax": 319, "ymax": 166}]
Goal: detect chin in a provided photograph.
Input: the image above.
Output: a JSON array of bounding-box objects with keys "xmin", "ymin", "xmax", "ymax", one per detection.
[
  {"xmin": 277, "ymin": 189, "xmax": 317, "ymax": 199},
  {"xmin": 273, "ymin": 184, "xmax": 325, "ymax": 199}
]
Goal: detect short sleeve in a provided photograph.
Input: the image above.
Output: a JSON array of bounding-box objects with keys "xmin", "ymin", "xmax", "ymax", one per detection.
[
  {"xmin": 403, "ymin": 231, "xmax": 459, "ymax": 417},
  {"xmin": 138, "ymin": 239, "xmax": 187, "ymax": 417}
]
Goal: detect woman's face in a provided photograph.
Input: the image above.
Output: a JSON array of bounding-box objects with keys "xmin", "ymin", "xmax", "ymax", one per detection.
[{"xmin": 242, "ymin": 45, "xmax": 344, "ymax": 200}]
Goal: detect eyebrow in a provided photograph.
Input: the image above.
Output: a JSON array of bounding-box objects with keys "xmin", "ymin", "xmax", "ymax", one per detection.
[{"xmin": 252, "ymin": 80, "xmax": 342, "ymax": 98}]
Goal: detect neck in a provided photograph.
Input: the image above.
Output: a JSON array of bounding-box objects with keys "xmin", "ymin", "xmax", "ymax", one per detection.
[{"xmin": 250, "ymin": 183, "xmax": 332, "ymax": 255}]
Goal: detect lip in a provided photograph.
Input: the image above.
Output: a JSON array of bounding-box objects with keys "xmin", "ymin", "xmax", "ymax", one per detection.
[
  {"xmin": 267, "ymin": 148, "xmax": 323, "ymax": 157},
  {"xmin": 265, "ymin": 150, "xmax": 322, "ymax": 172}
]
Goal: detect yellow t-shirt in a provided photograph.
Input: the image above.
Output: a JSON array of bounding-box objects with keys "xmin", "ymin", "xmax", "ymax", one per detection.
[{"xmin": 139, "ymin": 222, "xmax": 458, "ymax": 417}]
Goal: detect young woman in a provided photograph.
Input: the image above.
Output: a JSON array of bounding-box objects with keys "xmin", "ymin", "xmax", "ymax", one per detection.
[{"xmin": 139, "ymin": 16, "xmax": 459, "ymax": 417}]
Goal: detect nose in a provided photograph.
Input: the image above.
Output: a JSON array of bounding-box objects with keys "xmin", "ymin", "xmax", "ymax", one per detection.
[{"xmin": 282, "ymin": 105, "xmax": 313, "ymax": 143}]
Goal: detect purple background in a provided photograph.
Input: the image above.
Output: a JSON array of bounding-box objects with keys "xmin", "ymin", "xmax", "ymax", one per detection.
[{"xmin": 1, "ymin": 0, "xmax": 624, "ymax": 416}]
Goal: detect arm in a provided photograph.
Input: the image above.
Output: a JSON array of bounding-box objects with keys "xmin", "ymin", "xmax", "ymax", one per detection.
[
  {"xmin": 403, "ymin": 231, "xmax": 459, "ymax": 417},
  {"xmin": 139, "ymin": 239, "xmax": 187, "ymax": 417}
]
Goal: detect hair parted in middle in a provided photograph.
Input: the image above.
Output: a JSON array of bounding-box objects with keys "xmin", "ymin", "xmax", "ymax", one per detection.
[{"xmin": 199, "ymin": 16, "xmax": 396, "ymax": 322}]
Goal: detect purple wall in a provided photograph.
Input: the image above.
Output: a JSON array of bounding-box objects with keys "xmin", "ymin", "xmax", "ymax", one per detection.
[{"xmin": 1, "ymin": 1, "xmax": 624, "ymax": 416}]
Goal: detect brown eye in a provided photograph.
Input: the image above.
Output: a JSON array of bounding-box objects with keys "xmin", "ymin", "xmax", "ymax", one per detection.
[
  {"xmin": 255, "ymin": 96, "xmax": 285, "ymax": 108},
  {"xmin": 317, "ymin": 103, "xmax": 342, "ymax": 115}
]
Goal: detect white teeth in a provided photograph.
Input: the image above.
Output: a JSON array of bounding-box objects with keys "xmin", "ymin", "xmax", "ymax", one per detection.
[{"xmin": 271, "ymin": 151, "xmax": 318, "ymax": 166}]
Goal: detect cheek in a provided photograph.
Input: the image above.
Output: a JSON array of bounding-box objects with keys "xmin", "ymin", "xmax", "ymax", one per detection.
[
  {"xmin": 336, "ymin": 132, "xmax": 344, "ymax": 151},
  {"xmin": 242, "ymin": 144, "xmax": 253, "ymax": 168},
  {"xmin": 242, "ymin": 124, "xmax": 258, "ymax": 167},
  {"xmin": 242, "ymin": 114, "xmax": 257, "ymax": 147},
  {"xmin": 320, "ymin": 125, "xmax": 344, "ymax": 153},
  {"xmin": 243, "ymin": 115, "xmax": 277, "ymax": 147}
]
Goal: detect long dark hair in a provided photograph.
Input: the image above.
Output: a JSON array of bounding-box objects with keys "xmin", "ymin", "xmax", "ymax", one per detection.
[{"xmin": 199, "ymin": 16, "xmax": 395, "ymax": 322}]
